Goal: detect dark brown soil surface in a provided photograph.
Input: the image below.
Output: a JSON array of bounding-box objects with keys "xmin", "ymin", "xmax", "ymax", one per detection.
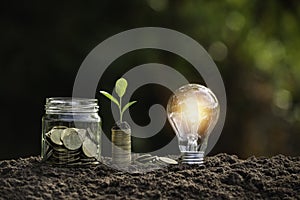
[{"xmin": 0, "ymin": 154, "xmax": 299, "ymax": 199}]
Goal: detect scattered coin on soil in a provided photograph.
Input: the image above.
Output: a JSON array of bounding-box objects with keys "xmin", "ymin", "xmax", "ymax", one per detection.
[{"xmin": 158, "ymin": 157, "xmax": 178, "ymax": 165}]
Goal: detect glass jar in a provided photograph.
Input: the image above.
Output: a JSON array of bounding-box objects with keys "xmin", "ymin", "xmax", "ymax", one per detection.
[{"xmin": 41, "ymin": 97, "xmax": 101, "ymax": 166}]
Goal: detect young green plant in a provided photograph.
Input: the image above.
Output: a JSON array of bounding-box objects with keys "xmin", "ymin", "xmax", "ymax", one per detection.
[{"xmin": 100, "ymin": 78, "xmax": 137, "ymax": 123}]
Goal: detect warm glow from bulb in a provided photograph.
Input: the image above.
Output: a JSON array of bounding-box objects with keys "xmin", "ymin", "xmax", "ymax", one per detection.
[
  {"xmin": 182, "ymin": 97, "xmax": 200, "ymax": 124},
  {"xmin": 180, "ymin": 96, "xmax": 211, "ymax": 133}
]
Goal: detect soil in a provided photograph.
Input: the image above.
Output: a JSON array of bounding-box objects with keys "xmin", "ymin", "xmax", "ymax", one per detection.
[{"xmin": 0, "ymin": 154, "xmax": 299, "ymax": 199}]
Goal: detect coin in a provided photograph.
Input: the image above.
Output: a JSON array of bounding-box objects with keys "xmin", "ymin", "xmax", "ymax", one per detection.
[
  {"xmin": 76, "ymin": 128, "xmax": 87, "ymax": 141},
  {"xmin": 136, "ymin": 156, "xmax": 158, "ymax": 163},
  {"xmin": 45, "ymin": 130, "xmax": 51, "ymax": 137},
  {"xmin": 50, "ymin": 129, "xmax": 64, "ymax": 145},
  {"xmin": 111, "ymin": 128, "xmax": 131, "ymax": 166},
  {"xmin": 45, "ymin": 137, "xmax": 53, "ymax": 147},
  {"xmin": 60, "ymin": 128, "xmax": 70, "ymax": 141},
  {"xmin": 158, "ymin": 157, "xmax": 178, "ymax": 165},
  {"xmin": 82, "ymin": 138, "xmax": 97, "ymax": 158},
  {"xmin": 52, "ymin": 146, "xmax": 69, "ymax": 152},
  {"xmin": 44, "ymin": 126, "xmax": 101, "ymax": 166},
  {"xmin": 44, "ymin": 149, "xmax": 53, "ymax": 160},
  {"xmin": 67, "ymin": 161, "xmax": 99, "ymax": 166},
  {"xmin": 66, "ymin": 162, "xmax": 83, "ymax": 166},
  {"xmin": 135, "ymin": 154, "xmax": 152, "ymax": 161},
  {"xmin": 52, "ymin": 126, "xmax": 68, "ymax": 129},
  {"xmin": 53, "ymin": 150, "xmax": 80, "ymax": 157},
  {"xmin": 112, "ymin": 155, "xmax": 131, "ymax": 160},
  {"xmin": 61, "ymin": 128, "xmax": 83, "ymax": 150},
  {"xmin": 80, "ymin": 157, "xmax": 96, "ymax": 162},
  {"xmin": 112, "ymin": 145, "xmax": 131, "ymax": 150},
  {"xmin": 52, "ymin": 154, "xmax": 80, "ymax": 162}
]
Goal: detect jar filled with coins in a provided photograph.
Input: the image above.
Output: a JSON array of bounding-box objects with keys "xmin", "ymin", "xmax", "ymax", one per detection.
[{"xmin": 41, "ymin": 97, "xmax": 102, "ymax": 166}]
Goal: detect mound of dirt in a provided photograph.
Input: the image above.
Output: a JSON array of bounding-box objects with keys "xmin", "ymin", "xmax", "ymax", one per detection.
[{"xmin": 0, "ymin": 154, "xmax": 299, "ymax": 199}]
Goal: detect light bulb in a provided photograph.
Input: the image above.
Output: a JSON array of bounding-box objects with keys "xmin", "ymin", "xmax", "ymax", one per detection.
[{"xmin": 167, "ymin": 84, "xmax": 220, "ymax": 164}]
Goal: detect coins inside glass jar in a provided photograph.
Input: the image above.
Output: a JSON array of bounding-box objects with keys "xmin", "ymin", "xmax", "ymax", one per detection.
[
  {"xmin": 44, "ymin": 126, "xmax": 100, "ymax": 166},
  {"xmin": 61, "ymin": 128, "xmax": 83, "ymax": 150},
  {"xmin": 82, "ymin": 137, "xmax": 98, "ymax": 158}
]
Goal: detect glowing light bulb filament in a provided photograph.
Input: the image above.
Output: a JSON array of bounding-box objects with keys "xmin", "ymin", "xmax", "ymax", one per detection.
[{"xmin": 182, "ymin": 97, "xmax": 200, "ymax": 125}]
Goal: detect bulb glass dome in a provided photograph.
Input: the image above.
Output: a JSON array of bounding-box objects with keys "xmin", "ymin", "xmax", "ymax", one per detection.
[{"xmin": 167, "ymin": 84, "xmax": 220, "ymax": 164}]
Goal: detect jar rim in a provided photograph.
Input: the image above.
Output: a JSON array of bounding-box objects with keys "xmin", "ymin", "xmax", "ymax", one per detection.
[{"xmin": 45, "ymin": 97, "xmax": 99, "ymax": 113}]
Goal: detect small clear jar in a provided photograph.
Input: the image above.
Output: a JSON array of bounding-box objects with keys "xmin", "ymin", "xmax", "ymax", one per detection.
[{"xmin": 41, "ymin": 97, "xmax": 101, "ymax": 166}]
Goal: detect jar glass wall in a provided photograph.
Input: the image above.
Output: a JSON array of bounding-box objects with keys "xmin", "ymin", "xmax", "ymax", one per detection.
[{"xmin": 41, "ymin": 97, "xmax": 101, "ymax": 166}]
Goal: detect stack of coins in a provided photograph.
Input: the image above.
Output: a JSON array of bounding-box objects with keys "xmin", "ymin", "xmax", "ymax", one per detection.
[
  {"xmin": 111, "ymin": 128, "xmax": 131, "ymax": 167},
  {"xmin": 44, "ymin": 126, "xmax": 100, "ymax": 166}
]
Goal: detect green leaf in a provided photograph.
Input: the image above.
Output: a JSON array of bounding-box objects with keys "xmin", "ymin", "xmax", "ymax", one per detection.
[
  {"xmin": 121, "ymin": 101, "xmax": 137, "ymax": 114},
  {"xmin": 100, "ymin": 91, "xmax": 120, "ymax": 107},
  {"xmin": 115, "ymin": 78, "xmax": 128, "ymax": 98}
]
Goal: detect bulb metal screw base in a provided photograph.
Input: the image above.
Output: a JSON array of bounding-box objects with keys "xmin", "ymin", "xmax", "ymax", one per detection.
[{"xmin": 181, "ymin": 151, "xmax": 204, "ymax": 165}]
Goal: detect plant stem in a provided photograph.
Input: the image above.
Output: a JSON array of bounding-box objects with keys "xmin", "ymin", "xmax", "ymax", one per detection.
[{"xmin": 119, "ymin": 97, "xmax": 122, "ymax": 123}]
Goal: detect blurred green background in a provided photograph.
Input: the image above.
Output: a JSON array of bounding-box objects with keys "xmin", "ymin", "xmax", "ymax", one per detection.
[{"xmin": 1, "ymin": 0, "xmax": 299, "ymax": 160}]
